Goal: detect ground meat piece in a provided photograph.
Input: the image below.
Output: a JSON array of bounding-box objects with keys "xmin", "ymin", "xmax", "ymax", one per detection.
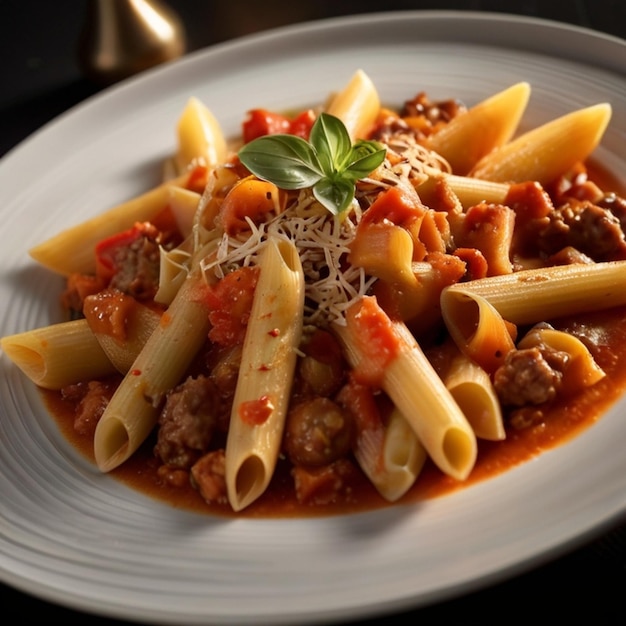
[
  {"xmin": 61, "ymin": 378, "xmax": 117, "ymax": 437},
  {"xmin": 207, "ymin": 344, "xmax": 242, "ymax": 431},
  {"xmin": 400, "ymin": 92, "xmax": 466, "ymax": 130},
  {"xmin": 284, "ymin": 397, "xmax": 353, "ymax": 467},
  {"xmin": 292, "ymin": 458, "xmax": 358, "ymax": 506},
  {"xmin": 597, "ymin": 192, "xmax": 626, "ymax": 233},
  {"xmin": 109, "ymin": 234, "xmax": 162, "ymax": 300},
  {"xmin": 191, "ymin": 449, "xmax": 227, "ymax": 505},
  {"xmin": 535, "ymin": 200, "xmax": 626, "ymax": 261},
  {"xmin": 297, "ymin": 329, "xmax": 346, "ymax": 398},
  {"xmin": 493, "ymin": 347, "xmax": 568, "ymax": 407},
  {"xmin": 369, "ymin": 115, "xmax": 413, "ymax": 143},
  {"xmin": 154, "ymin": 375, "xmax": 221, "ymax": 469},
  {"xmin": 371, "ymin": 93, "xmax": 466, "ymax": 143}
]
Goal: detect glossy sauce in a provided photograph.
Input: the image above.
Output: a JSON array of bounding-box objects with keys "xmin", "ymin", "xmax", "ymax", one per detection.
[
  {"xmin": 40, "ymin": 160, "xmax": 626, "ymax": 518},
  {"xmin": 41, "ymin": 305, "xmax": 626, "ymax": 519}
]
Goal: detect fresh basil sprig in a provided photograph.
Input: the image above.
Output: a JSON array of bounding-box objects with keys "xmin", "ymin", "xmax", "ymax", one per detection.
[{"xmin": 238, "ymin": 113, "xmax": 386, "ymax": 215}]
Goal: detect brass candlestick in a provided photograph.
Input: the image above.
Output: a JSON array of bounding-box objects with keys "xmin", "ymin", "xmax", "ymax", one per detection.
[{"xmin": 78, "ymin": 0, "xmax": 187, "ymax": 85}]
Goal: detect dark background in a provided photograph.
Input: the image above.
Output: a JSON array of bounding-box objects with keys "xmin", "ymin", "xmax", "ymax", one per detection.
[
  {"xmin": 2, "ymin": 0, "xmax": 626, "ymax": 159},
  {"xmin": 1, "ymin": 1, "xmax": 625, "ymax": 624}
]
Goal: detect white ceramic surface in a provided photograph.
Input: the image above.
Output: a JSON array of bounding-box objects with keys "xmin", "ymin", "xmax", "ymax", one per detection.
[{"xmin": 1, "ymin": 11, "xmax": 625, "ymax": 625}]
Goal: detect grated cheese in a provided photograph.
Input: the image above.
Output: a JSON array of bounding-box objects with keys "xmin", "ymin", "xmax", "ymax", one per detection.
[{"xmin": 196, "ymin": 131, "xmax": 451, "ymax": 328}]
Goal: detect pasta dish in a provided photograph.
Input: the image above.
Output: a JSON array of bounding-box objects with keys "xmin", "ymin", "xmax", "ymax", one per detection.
[{"xmin": 3, "ymin": 70, "xmax": 626, "ymax": 515}]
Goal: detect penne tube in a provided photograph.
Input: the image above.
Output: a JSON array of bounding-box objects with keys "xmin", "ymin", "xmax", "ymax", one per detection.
[
  {"xmin": 168, "ymin": 186, "xmax": 202, "ymax": 238},
  {"xmin": 225, "ymin": 236, "xmax": 305, "ymax": 511},
  {"xmin": 218, "ymin": 177, "xmax": 284, "ymax": 236},
  {"xmin": 82, "ymin": 291, "xmax": 162, "ymax": 374},
  {"xmin": 93, "ymin": 271, "xmax": 212, "ymax": 472},
  {"xmin": 470, "ymin": 103, "xmax": 612, "ymax": 184},
  {"xmin": 440, "ymin": 344, "xmax": 505, "ymax": 441},
  {"xmin": 29, "ymin": 171, "xmax": 197, "ymax": 276},
  {"xmin": 0, "ymin": 319, "xmax": 116, "ymax": 389},
  {"xmin": 325, "ymin": 69, "xmax": 381, "ymax": 140},
  {"xmin": 155, "ymin": 243, "xmax": 193, "ymax": 306},
  {"xmin": 440, "ymin": 260, "xmax": 626, "ymax": 327},
  {"xmin": 441, "ymin": 290, "xmax": 516, "ymax": 374},
  {"xmin": 355, "ymin": 405, "xmax": 427, "ymax": 502},
  {"xmin": 418, "ymin": 170, "xmax": 510, "ymax": 209},
  {"xmin": 175, "ymin": 97, "xmax": 228, "ymax": 173},
  {"xmin": 334, "ymin": 296, "xmax": 477, "ymax": 481},
  {"xmin": 348, "ymin": 221, "xmax": 418, "ymax": 291},
  {"xmin": 425, "ymin": 82, "xmax": 531, "ymax": 175}
]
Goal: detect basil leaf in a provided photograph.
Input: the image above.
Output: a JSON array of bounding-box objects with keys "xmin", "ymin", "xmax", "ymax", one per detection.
[
  {"xmin": 309, "ymin": 113, "xmax": 352, "ymax": 173},
  {"xmin": 239, "ymin": 134, "xmax": 324, "ymax": 189},
  {"xmin": 313, "ymin": 177, "xmax": 355, "ymax": 216},
  {"xmin": 237, "ymin": 113, "xmax": 388, "ymax": 215},
  {"xmin": 343, "ymin": 142, "xmax": 386, "ymax": 181}
]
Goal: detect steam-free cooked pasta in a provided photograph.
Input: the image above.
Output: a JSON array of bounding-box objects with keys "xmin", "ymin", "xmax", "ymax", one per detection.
[{"xmin": 2, "ymin": 70, "xmax": 625, "ymax": 514}]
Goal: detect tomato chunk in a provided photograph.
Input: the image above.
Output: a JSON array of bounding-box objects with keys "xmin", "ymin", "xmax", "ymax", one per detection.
[{"xmin": 242, "ymin": 108, "xmax": 316, "ymax": 142}]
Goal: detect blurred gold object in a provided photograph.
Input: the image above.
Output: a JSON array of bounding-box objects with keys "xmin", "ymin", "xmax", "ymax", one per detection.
[{"xmin": 78, "ymin": 0, "xmax": 187, "ymax": 85}]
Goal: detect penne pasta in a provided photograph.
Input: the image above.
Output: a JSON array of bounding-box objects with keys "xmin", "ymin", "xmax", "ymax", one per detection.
[
  {"xmin": 155, "ymin": 246, "xmax": 193, "ymax": 305},
  {"xmin": 325, "ymin": 69, "xmax": 381, "ymax": 140},
  {"xmin": 355, "ymin": 404, "xmax": 427, "ymax": 502},
  {"xmin": 168, "ymin": 186, "xmax": 202, "ymax": 238},
  {"xmin": 0, "ymin": 319, "xmax": 116, "ymax": 389},
  {"xmin": 174, "ymin": 96, "xmax": 228, "ymax": 173},
  {"xmin": 348, "ymin": 220, "xmax": 418, "ymax": 292},
  {"xmin": 417, "ymin": 171, "xmax": 510, "ymax": 209},
  {"xmin": 93, "ymin": 271, "xmax": 212, "ymax": 472},
  {"xmin": 441, "ymin": 260, "xmax": 626, "ymax": 327},
  {"xmin": 225, "ymin": 236, "xmax": 305, "ymax": 511},
  {"xmin": 335, "ymin": 295, "xmax": 477, "ymax": 481},
  {"xmin": 7, "ymin": 73, "xmax": 625, "ymax": 515},
  {"xmin": 441, "ymin": 290, "xmax": 516, "ymax": 374},
  {"xmin": 425, "ymin": 82, "xmax": 531, "ymax": 175},
  {"xmin": 471, "ymin": 103, "xmax": 612, "ymax": 184},
  {"xmin": 82, "ymin": 291, "xmax": 162, "ymax": 374},
  {"xmin": 29, "ymin": 170, "xmax": 200, "ymax": 276},
  {"xmin": 439, "ymin": 343, "xmax": 505, "ymax": 441}
]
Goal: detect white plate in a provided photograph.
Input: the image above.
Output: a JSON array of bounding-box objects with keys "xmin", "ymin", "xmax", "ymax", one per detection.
[{"xmin": 1, "ymin": 10, "xmax": 625, "ymax": 625}]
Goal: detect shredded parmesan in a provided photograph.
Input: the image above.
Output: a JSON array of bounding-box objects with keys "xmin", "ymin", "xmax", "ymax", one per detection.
[{"xmin": 195, "ymin": 130, "xmax": 451, "ymax": 327}]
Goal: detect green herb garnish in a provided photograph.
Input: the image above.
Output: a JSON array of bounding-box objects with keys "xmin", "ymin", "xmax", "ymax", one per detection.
[{"xmin": 238, "ymin": 113, "xmax": 386, "ymax": 215}]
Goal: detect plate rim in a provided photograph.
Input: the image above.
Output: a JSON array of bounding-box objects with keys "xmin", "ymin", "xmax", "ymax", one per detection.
[{"xmin": 1, "ymin": 9, "xmax": 626, "ymax": 625}]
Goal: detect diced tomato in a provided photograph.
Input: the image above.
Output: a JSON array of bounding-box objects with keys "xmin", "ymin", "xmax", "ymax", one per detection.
[
  {"xmin": 345, "ymin": 295, "xmax": 401, "ymax": 387},
  {"xmin": 204, "ymin": 266, "xmax": 259, "ymax": 347},
  {"xmin": 185, "ymin": 164, "xmax": 209, "ymax": 193},
  {"xmin": 242, "ymin": 108, "xmax": 316, "ymax": 143},
  {"xmin": 239, "ymin": 395, "xmax": 274, "ymax": 426},
  {"xmin": 288, "ymin": 109, "xmax": 316, "ymax": 139},
  {"xmin": 361, "ymin": 185, "xmax": 425, "ymax": 229},
  {"xmin": 243, "ymin": 109, "xmax": 291, "ymax": 143}
]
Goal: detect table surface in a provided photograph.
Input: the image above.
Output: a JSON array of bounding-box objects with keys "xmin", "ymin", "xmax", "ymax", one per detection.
[{"xmin": 1, "ymin": 1, "xmax": 625, "ymax": 624}]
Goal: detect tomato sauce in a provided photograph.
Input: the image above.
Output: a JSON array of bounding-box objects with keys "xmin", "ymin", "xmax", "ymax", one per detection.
[
  {"xmin": 40, "ymin": 304, "xmax": 626, "ymax": 519},
  {"xmin": 38, "ymin": 155, "xmax": 626, "ymax": 518}
]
